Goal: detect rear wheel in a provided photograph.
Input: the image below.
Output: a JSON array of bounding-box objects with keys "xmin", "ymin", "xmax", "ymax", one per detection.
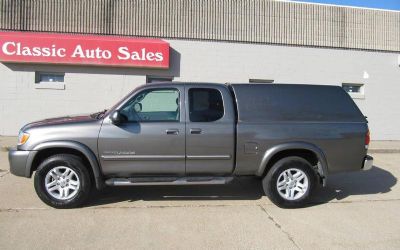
[
  {"xmin": 34, "ymin": 154, "xmax": 92, "ymax": 209},
  {"xmin": 262, "ymin": 156, "xmax": 317, "ymax": 208}
]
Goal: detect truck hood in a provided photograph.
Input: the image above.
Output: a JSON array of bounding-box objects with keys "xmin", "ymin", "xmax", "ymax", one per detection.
[
  {"xmin": 22, "ymin": 114, "xmax": 97, "ymax": 131},
  {"xmin": 18, "ymin": 113, "xmax": 103, "ymax": 151}
]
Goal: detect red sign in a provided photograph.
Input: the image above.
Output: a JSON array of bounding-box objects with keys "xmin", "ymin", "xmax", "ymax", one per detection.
[{"xmin": 0, "ymin": 31, "xmax": 169, "ymax": 68}]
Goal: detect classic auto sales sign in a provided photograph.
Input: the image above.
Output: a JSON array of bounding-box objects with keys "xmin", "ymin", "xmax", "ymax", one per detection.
[{"xmin": 0, "ymin": 31, "xmax": 169, "ymax": 68}]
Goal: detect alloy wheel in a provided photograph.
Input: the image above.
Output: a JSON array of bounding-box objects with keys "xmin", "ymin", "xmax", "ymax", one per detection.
[
  {"xmin": 44, "ymin": 166, "xmax": 80, "ymax": 200},
  {"xmin": 276, "ymin": 168, "xmax": 309, "ymax": 200}
]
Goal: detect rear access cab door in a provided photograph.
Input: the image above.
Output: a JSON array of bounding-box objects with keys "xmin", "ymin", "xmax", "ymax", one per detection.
[{"xmin": 184, "ymin": 84, "xmax": 236, "ymax": 174}]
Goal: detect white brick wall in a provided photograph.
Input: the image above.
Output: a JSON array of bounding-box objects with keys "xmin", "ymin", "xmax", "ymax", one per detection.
[{"xmin": 1, "ymin": 39, "xmax": 399, "ymax": 139}]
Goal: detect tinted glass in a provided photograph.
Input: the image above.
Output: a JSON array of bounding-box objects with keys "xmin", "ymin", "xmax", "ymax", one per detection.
[
  {"xmin": 189, "ymin": 88, "xmax": 224, "ymax": 122},
  {"xmin": 146, "ymin": 76, "xmax": 173, "ymax": 83},
  {"xmin": 40, "ymin": 74, "xmax": 64, "ymax": 82},
  {"xmin": 231, "ymin": 84, "xmax": 365, "ymax": 123},
  {"xmin": 120, "ymin": 89, "xmax": 179, "ymax": 122},
  {"xmin": 342, "ymin": 84, "xmax": 362, "ymax": 93},
  {"xmin": 35, "ymin": 72, "xmax": 65, "ymax": 83}
]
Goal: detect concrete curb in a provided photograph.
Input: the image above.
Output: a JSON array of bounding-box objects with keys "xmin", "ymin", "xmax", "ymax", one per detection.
[{"xmin": 369, "ymin": 149, "xmax": 400, "ymax": 154}]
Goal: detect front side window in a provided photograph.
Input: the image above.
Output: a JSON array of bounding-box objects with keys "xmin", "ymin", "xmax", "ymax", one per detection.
[
  {"xmin": 120, "ymin": 88, "xmax": 180, "ymax": 122},
  {"xmin": 189, "ymin": 88, "xmax": 224, "ymax": 122}
]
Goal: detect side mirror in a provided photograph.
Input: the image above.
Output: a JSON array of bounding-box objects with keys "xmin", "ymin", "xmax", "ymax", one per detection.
[
  {"xmin": 133, "ymin": 103, "xmax": 142, "ymax": 113},
  {"xmin": 110, "ymin": 110, "xmax": 123, "ymax": 124}
]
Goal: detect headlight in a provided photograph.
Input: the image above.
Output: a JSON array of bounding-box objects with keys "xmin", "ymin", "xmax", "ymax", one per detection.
[{"xmin": 18, "ymin": 131, "xmax": 30, "ymax": 145}]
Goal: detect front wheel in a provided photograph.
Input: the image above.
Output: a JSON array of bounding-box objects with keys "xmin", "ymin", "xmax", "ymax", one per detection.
[
  {"xmin": 34, "ymin": 154, "xmax": 92, "ymax": 208},
  {"xmin": 262, "ymin": 156, "xmax": 317, "ymax": 208}
]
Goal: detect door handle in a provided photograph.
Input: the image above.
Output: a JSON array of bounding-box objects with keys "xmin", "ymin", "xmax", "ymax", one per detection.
[
  {"xmin": 190, "ymin": 128, "xmax": 202, "ymax": 134},
  {"xmin": 166, "ymin": 129, "xmax": 179, "ymax": 135}
]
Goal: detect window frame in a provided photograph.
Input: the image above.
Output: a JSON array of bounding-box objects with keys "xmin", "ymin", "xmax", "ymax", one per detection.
[
  {"xmin": 119, "ymin": 87, "xmax": 181, "ymax": 123},
  {"xmin": 188, "ymin": 87, "xmax": 225, "ymax": 123},
  {"xmin": 249, "ymin": 79, "xmax": 274, "ymax": 84},
  {"xmin": 34, "ymin": 71, "xmax": 65, "ymax": 90},
  {"xmin": 146, "ymin": 75, "xmax": 174, "ymax": 84},
  {"xmin": 342, "ymin": 83, "xmax": 365, "ymax": 99}
]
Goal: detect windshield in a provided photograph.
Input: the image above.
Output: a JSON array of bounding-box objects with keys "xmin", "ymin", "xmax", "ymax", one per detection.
[{"xmin": 91, "ymin": 86, "xmax": 141, "ymax": 119}]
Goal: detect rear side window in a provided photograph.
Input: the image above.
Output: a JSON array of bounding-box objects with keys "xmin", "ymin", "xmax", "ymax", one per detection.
[{"xmin": 189, "ymin": 88, "xmax": 224, "ymax": 122}]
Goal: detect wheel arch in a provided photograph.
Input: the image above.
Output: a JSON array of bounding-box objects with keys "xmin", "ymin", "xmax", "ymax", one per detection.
[
  {"xmin": 29, "ymin": 141, "xmax": 105, "ymax": 189},
  {"xmin": 257, "ymin": 142, "xmax": 328, "ymax": 185}
]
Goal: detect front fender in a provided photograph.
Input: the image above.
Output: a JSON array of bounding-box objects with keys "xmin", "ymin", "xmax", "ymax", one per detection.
[
  {"xmin": 257, "ymin": 142, "xmax": 329, "ymax": 185},
  {"xmin": 31, "ymin": 141, "xmax": 105, "ymax": 189}
]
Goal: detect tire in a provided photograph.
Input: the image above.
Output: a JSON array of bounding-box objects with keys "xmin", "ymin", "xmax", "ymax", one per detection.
[
  {"xmin": 262, "ymin": 156, "xmax": 317, "ymax": 208},
  {"xmin": 34, "ymin": 154, "xmax": 92, "ymax": 209}
]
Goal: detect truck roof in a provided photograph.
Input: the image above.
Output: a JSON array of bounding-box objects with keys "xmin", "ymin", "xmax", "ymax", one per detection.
[{"xmin": 145, "ymin": 82, "xmax": 366, "ymax": 123}]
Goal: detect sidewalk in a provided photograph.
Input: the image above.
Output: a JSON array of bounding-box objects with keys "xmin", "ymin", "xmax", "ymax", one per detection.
[
  {"xmin": 1, "ymin": 136, "xmax": 399, "ymax": 153},
  {"xmin": 0, "ymin": 137, "xmax": 15, "ymax": 152},
  {"xmin": 368, "ymin": 141, "xmax": 400, "ymax": 153},
  {"xmin": 1, "ymin": 147, "xmax": 400, "ymax": 249}
]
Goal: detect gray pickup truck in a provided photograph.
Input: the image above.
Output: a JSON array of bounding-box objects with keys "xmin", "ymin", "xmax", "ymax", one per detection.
[{"xmin": 9, "ymin": 83, "xmax": 373, "ymax": 208}]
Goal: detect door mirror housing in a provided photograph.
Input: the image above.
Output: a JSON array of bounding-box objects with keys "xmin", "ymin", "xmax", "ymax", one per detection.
[
  {"xmin": 133, "ymin": 103, "xmax": 142, "ymax": 113},
  {"xmin": 110, "ymin": 110, "xmax": 124, "ymax": 124}
]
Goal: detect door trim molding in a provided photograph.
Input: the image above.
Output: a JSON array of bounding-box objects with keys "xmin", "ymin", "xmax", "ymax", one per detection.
[
  {"xmin": 101, "ymin": 155, "xmax": 185, "ymax": 161},
  {"xmin": 186, "ymin": 155, "xmax": 232, "ymax": 160}
]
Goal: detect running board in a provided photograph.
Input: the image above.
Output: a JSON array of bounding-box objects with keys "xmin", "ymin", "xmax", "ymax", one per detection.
[{"xmin": 105, "ymin": 176, "xmax": 234, "ymax": 186}]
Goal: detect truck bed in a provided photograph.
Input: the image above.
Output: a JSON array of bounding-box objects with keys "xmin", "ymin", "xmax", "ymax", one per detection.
[{"xmin": 230, "ymin": 84, "xmax": 368, "ymax": 175}]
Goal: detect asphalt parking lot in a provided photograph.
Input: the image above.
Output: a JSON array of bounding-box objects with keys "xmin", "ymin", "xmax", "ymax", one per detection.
[{"xmin": 0, "ymin": 140, "xmax": 399, "ymax": 249}]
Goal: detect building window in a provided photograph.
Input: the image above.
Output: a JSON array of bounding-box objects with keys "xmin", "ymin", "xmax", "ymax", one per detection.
[
  {"xmin": 249, "ymin": 79, "xmax": 274, "ymax": 84},
  {"xmin": 34, "ymin": 72, "xmax": 65, "ymax": 90},
  {"xmin": 146, "ymin": 75, "xmax": 173, "ymax": 84},
  {"xmin": 342, "ymin": 83, "xmax": 365, "ymax": 99}
]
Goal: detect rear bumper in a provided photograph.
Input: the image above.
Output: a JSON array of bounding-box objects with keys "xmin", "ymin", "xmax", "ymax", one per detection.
[
  {"xmin": 362, "ymin": 155, "xmax": 373, "ymax": 171},
  {"xmin": 8, "ymin": 148, "xmax": 37, "ymax": 177}
]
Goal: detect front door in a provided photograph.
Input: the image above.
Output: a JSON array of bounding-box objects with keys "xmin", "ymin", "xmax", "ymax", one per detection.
[
  {"xmin": 98, "ymin": 86, "xmax": 185, "ymax": 176},
  {"xmin": 185, "ymin": 86, "xmax": 235, "ymax": 174}
]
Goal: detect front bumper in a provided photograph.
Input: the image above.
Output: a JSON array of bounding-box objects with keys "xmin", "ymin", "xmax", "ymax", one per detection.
[
  {"xmin": 8, "ymin": 148, "xmax": 37, "ymax": 177},
  {"xmin": 362, "ymin": 155, "xmax": 373, "ymax": 171}
]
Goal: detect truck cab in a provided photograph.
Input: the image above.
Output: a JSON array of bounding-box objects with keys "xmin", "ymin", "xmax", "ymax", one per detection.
[{"xmin": 99, "ymin": 83, "xmax": 235, "ymax": 177}]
